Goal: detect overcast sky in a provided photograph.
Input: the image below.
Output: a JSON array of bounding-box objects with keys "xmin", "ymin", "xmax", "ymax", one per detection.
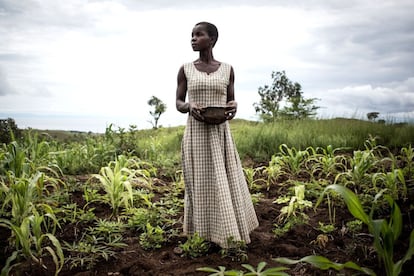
[{"xmin": 1, "ymin": 0, "xmax": 413, "ymax": 132}]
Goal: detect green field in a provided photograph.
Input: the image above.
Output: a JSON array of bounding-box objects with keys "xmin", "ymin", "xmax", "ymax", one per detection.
[{"xmin": 1, "ymin": 118, "xmax": 413, "ymax": 275}]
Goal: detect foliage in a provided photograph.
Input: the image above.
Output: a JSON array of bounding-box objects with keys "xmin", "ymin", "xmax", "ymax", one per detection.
[
  {"xmin": 273, "ymin": 215, "xmax": 303, "ymax": 239},
  {"xmin": 0, "ymin": 212, "xmax": 64, "ymax": 276},
  {"xmin": 179, "ymin": 232, "xmax": 210, "ymax": 258},
  {"xmin": 91, "ymin": 155, "xmax": 155, "ymax": 216},
  {"xmin": 275, "ymin": 255, "xmax": 375, "ymax": 275},
  {"xmin": 0, "ymin": 118, "xmax": 413, "ymax": 275},
  {"xmin": 232, "ymin": 119, "xmax": 413, "ymax": 162},
  {"xmin": 126, "ymin": 207, "xmax": 159, "ymax": 231},
  {"xmin": 91, "ymin": 156, "xmax": 135, "ymax": 216},
  {"xmin": 148, "ymin": 95, "xmax": 167, "ymax": 129},
  {"xmin": 49, "ymin": 134, "xmax": 115, "ymax": 174},
  {"xmin": 316, "ymin": 184, "xmax": 414, "ymax": 276},
  {"xmin": 253, "ymin": 71, "xmax": 319, "ymax": 122},
  {"xmin": 274, "ymin": 184, "xmax": 312, "ymax": 223},
  {"xmin": 197, "ymin": 262, "xmax": 289, "ymax": 276},
  {"xmin": 1, "ymin": 141, "xmax": 31, "ymax": 178},
  {"xmin": 219, "ymin": 237, "xmax": 248, "ymax": 262},
  {"xmin": 273, "ymin": 144, "xmax": 310, "ymax": 176},
  {"xmin": 197, "ymin": 265, "xmax": 241, "ymax": 276},
  {"xmin": 279, "ymin": 96, "xmax": 319, "ymax": 120},
  {"xmin": 367, "ymin": 112, "xmax": 380, "ymax": 121},
  {"xmin": 0, "ymin": 118, "xmax": 21, "ymax": 144},
  {"xmin": 243, "ymin": 166, "xmax": 266, "ymax": 192},
  {"xmin": 307, "ymin": 144, "xmax": 348, "ymax": 179},
  {"xmin": 139, "ymin": 223, "xmax": 166, "ymax": 250},
  {"xmin": 88, "ymin": 218, "xmax": 126, "ymax": 245},
  {"xmin": 63, "ymin": 234, "xmax": 120, "ymax": 270}
]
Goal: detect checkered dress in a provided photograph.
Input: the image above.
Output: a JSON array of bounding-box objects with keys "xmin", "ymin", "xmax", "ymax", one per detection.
[{"xmin": 181, "ymin": 62, "xmax": 259, "ymax": 248}]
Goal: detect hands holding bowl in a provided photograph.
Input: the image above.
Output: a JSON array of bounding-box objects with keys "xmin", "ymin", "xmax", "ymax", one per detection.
[{"xmin": 190, "ymin": 101, "xmax": 237, "ymax": 125}]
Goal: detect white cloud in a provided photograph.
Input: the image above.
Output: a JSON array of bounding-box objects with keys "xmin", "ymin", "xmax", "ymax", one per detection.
[
  {"xmin": 0, "ymin": 0, "xmax": 413, "ymax": 131},
  {"xmin": 316, "ymin": 77, "xmax": 414, "ymax": 120},
  {"xmin": 0, "ymin": 66, "xmax": 14, "ymax": 95}
]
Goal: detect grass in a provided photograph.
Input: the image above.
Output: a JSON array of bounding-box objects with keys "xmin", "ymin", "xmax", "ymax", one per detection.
[
  {"xmin": 23, "ymin": 117, "xmax": 414, "ymax": 170},
  {"xmin": 2, "ymin": 119, "xmax": 413, "ymax": 275}
]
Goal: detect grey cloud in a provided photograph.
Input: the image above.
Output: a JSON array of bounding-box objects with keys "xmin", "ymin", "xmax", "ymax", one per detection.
[
  {"xmin": 295, "ymin": 2, "xmax": 414, "ymax": 91},
  {"xmin": 118, "ymin": 0, "xmax": 365, "ymax": 11},
  {"xmin": 316, "ymin": 77, "xmax": 414, "ymax": 118},
  {"xmin": 0, "ymin": 67, "xmax": 14, "ymax": 96},
  {"xmin": 0, "ymin": 0, "xmax": 97, "ymax": 30}
]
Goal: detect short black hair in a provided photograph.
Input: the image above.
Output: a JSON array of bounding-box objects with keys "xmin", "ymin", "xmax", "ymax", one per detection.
[{"xmin": 195, "ymin": 22, "xmax": 219, "ymax": 47}]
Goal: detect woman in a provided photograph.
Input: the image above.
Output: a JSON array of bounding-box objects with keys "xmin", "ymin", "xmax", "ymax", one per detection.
[{"xmin": 176, "ymin": 22, "xmax": 258, "ymax": 248}]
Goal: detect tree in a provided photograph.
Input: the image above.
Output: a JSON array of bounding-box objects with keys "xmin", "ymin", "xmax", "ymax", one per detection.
[
  {"xmin": 0, "ymin": 118, "xmax": 21, "ymax": 144},
  {"xmin": 279, "ymin": 96, "xmax": 320, "ymax": 120},
  {"xmin": 367, "ymin": 112, "xmax": 380, "ymax": 121},
  {"xmin": 148, "ymin": 96, "xmax": 167, "ymax": 129},
  {"xmin": 253, "ymin": 71, "xmax": 319, "ymax": 122}
]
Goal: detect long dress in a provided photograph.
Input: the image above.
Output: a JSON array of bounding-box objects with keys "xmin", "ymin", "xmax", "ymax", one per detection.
[{"xmin": 181, "ymin": 62, "xmax": 259, "ymax": 248}]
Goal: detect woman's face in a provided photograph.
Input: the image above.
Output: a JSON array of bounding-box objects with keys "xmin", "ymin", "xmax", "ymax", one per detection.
[{"xmin": 191, "ymin": 25, "xmax": 212, "ymax": 51}]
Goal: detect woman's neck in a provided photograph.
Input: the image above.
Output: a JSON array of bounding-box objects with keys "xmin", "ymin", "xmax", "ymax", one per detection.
[{"xmin": 198, "ymin": 50, "xmax": 215, "ymax": 64}]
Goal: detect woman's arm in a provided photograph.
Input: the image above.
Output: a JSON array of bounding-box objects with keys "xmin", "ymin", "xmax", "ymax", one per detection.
[
  {"xmin": 176, "ymin": 65, "xmax": 189, "ymax": 113},
  {"xmin": 226, "ymin": 66, "xmax": 237, "ymax": 120}
]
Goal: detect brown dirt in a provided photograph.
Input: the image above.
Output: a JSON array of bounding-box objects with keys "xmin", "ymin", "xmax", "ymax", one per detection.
[{"xmin": 1, "ymin": 178, "xmax": 413, "ymax": 276}]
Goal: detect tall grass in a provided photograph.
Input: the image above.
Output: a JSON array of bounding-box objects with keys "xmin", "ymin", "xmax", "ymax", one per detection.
[
  {"xmin": 20, "ymin": 118, "xmax": 413, "ymax": 168},
  {"xmin": 231, "ymin": 118, "xmax": 414, "ymax": 161}
]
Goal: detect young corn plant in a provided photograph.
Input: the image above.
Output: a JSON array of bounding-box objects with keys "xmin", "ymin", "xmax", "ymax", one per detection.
[
  {"xmin": 243, "ymin": 166, "xmax": 266, "ymax": 192},
  {"xmin": 308, "ymin": 145, "xmax": 348, "ymax": 179},
  {"xmin": 372, "ymin": 168, "xmax": 406, "ymax": 201},
  {"xmin": 2, "ymin": 141, "xmax": 31, "ymax": 178},
  {"xmin": 275, "ymin": 255, "xmax": 375, "ymax": 276},
  {"xmin": 92, "ymin": 155, "xmax": 135, "ymax": 216},
  {"xmin": 401, "ymin": 145, "xmax": 413, "ymax": 178},
  {"xmin": 274, "ymin": 184, "xmax": 312, "ymax": 223},
  {"xmin": 334, "ymin": 149, "xmax": 377, "ymax": 191},
  {"xmin": 23, "ymin": 131, "xmax": 51, "ymax": 169},
  {"xmin": 3, "ymin": 172, "xmax": 40, "ymax": 225},
  {"xmin": 264, "ymin": 158, "xmax": 284, "ymax": 191},
  {"xmin": 315, "ymin": 184, "xmax": 414, "ymax": 276},
  {"xmin": 0, "ymin": 211, "xmax": 64, "ymax": 276},
  {"xmin": 276, "ymin": 144, "xmax": 310, "ymax": 176}
]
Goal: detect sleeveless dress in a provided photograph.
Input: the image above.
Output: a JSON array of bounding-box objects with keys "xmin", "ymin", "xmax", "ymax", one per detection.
[{"xmin": 181, "ymin": 62, "xmax": 259, "ymax": 248}]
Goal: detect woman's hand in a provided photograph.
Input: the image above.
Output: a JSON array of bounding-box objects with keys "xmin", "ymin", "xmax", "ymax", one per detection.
[
  {"xmin": 190, "ymin": 103, "xmax": 205, "ymax": 122},
  {"xmin": 225, "ymin": 101, "xmax": 237, "ymax": 120}
]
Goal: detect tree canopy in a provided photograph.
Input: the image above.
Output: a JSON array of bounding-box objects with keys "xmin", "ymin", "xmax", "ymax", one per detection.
[
  {"xmin": 253, "ymin": 71, "xmax": 319, "ymax": 122},
  {"xmin": 148, "ymin": 96, "xmax": 167, "ymax": 129}
]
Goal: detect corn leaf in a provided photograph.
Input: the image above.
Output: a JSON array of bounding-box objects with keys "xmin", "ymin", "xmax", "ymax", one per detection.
[
  {"xmin": 275, "ymin": 255, "xmax": 376, "ymax": 275},
  {"xmin": 317, "ymin": 184, "xmax": 370, "ymax": 225},
  {"xmin": 394, "ymin": 229, "xmax": 414, "ymax": 275}
]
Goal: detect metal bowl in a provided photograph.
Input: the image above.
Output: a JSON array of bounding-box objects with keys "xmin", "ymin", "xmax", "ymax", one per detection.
[{"xmin": 201, "ymin": 106, "xmax": 228, "ymax": 125}]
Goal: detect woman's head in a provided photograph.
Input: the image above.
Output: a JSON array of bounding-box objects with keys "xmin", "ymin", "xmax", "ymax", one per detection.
[{"xmin": 194, "ymin": 22, "xmax": 218, "ymax": 47}]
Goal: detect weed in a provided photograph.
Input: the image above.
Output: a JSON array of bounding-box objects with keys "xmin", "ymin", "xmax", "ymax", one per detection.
[
  {"xmin": 179, "ymin": 232, "xmax": 210, "ymax": 258},
  {"xmin": 220, "ymin": 237, "xmax": 248, "ymax": 262},
  {"xmin": 63, "ymin": 235, "xmax": 117, "ymax": 270},
  {"xmin": 139, "ymin": 223, "xmax": 165, "ymax": 250}
]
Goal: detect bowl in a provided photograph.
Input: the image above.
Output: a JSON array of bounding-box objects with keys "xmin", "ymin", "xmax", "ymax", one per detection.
[{"xmin": 201, "ymin": 106, "xmax": 228, "ymax": 125}]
